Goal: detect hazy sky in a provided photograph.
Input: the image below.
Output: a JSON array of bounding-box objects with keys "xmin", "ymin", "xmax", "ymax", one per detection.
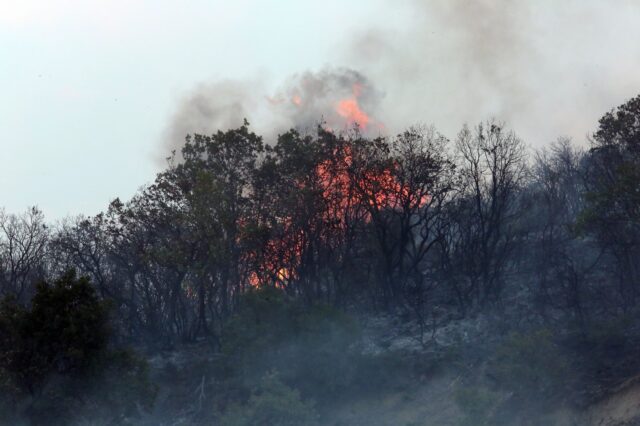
[{"xmin": 2, "ymin": 1, "xmax": 640, "ymax": 219}]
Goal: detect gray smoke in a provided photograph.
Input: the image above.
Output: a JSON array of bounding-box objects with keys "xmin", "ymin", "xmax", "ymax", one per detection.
[
  {"xmin": 341, "ymin": 0, "xmax": 640, "ymax": 145},
  {"xmin": 160, "ymin": 68, "xmax": 383, "ymax": 163},
  {"xmin": 340, "ymin": 0, "xmax": 539, "ymax": 140},
  {"xmin": 269, "ymin": 68, "xmax": 383, "ymax": 133},
  {"xmin": 161, "ymin": 0, "xmax": 640, "ymax": 162},
  {"xmin": 160, "ymin": 79, "xmax": 260, "ymax": 163}
]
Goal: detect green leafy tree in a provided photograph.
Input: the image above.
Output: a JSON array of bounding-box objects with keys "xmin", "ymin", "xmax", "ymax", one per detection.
[
  {"xmin": 0, "ymin": 270, "xmax": 155, "ymax": 425},
  {"xmin": 0, "ymin": 270, "xmax": 109, "ymax": 397},
  {"xmin": 219, "ymin": 372, "xmax": 318, "ymax": 426},
  {"xmin": 581, "ymin": 94, "xmax": 640, "ymax": 303}
]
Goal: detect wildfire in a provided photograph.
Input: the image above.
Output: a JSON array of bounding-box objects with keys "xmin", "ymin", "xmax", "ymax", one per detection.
[
  {"xmin": 317, "ymin": 146, "xmax": 429, "ymax": 218},
  {"xmin": 271, "ymin": 80, "xmax": 378, "ymax": 131},
  {"xmin": 336, "ymin": 99, "xmax": 370, "ymax": 129},
  {"xmin": 248, "ymin": 81, "xmax": 403, "ymax": 288},
  {"xmin": 247, "ymin": 143, "xmax": 429, "ymax": 288},
  {"xmin": 247, "ymin": 225, "xmax": 305, "ymax": 288},
  {"xmin": 336, "ymin": 83, "xmax": 371, "ymax": 129}
]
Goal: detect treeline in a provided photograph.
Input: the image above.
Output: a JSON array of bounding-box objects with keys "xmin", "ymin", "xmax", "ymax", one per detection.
[{"xmin": 3, "ymin": 95, "xmax": 640, "ymax": 348}]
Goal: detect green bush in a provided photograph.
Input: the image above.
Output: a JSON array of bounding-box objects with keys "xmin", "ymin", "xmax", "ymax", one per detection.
[
  {"xmin": 581, "ymin": 316, "xmax": 631, "ymax": 354},
  {"xmin": 81, "ymin": 349, "xmax": 157, "ymax": 421},
  {"xmin": 221, "ymin": 286, "xmax": 360, "ymax": 400},
  {"xmin": 570, "ymin": 315, "xmax": 640, "ymax": 401},
  {"xmin": 0, "ymin": 270, "xmax": 156, "ymax": 425},
  {"xmin": 218, "ymin": 371, "xmax": 318, "ymax": 426},
  {"xmin": 452, "ymin": 330, "xmax": 578, "ymax": 425},
  {"xmin": 454, "ymin": 386, "xmax": 501, "ymax": 426},
  {"xmin": 490, "ymin": 329, "xmax": 570, "ymax": 401}
]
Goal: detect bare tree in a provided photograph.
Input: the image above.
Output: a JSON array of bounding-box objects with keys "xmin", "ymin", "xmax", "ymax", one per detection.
[
  {"xmin": 530, "ymin": 139, "xmax": 598, "ymax": 326},
  {"xmin": 0, "ymin": 207, "xmax": 49, "ymax": 300},
  {"xmin": 447, "ymin": 122, "xmax": 529, "ymax": 307}
]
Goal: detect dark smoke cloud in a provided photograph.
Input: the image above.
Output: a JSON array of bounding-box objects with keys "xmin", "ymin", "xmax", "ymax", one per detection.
[
  {"xmin": 270, "ymin": 68, "xmax": 383, "ymax": 132},
  {"xmin": 160, "ymin": 68, "xmax": 383, "ymax": 163}
]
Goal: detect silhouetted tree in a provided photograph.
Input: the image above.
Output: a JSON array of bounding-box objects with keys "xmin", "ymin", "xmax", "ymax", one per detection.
[
  {"xmin": 0, "ymin": 207, "xmax": 48, "ymax": 301},
  {"xmin": 530, "ymin": 139, "xmax": 597, "ymax": 326},
  {"xmin": 581, "ymin": 94, "xmax": 640, "ymax": 306},
  {"xmin": 0, "ymin": 270, "xmax": 155, "ymax": 424},
  {"xmin": 446, "ymin": 122, "xmax": 528, "ymax": 308}
]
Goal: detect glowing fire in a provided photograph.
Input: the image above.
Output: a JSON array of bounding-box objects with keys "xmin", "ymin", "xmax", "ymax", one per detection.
[
  {"xmin": 247, "ymin": 82, "xmax": 406, "ymax": 288},
  {"xmin": 336, "ymin": 99, "xmax": 370, "ymax": 129},
  {"xmin": 247, "ymin": 225, "xmax": 305, "ymax": 288},
  {"xmin": 247, "ymin": 143, "xmax": 429, "ymax": 288},
  {"xmin": 317, "ymin": 147, "xmax": 430, "ymax": 217},
  {"xmin": 336, "ymin": 83, "xmax": 371, "ymax": 129},
  {"xmin": 271, "ymin": 81, "xmax": 378, "ymax": 131}
]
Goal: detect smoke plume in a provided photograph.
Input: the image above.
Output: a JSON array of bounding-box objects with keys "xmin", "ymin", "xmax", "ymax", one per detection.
[
  {"xmin": 161, "ymin": 0, "xmax": 640, "ymax": 161},
  {"xmin": 160, "ymin": 68, "xmax": 383, "ymax": 163},
  {"xmin": 342, "ymin": 0, "xmax": 640, "ymax": 145}
]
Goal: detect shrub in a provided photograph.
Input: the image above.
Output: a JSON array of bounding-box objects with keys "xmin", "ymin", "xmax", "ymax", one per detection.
[
  {"xmin": 490, "ymin": 329, "xmax": 570, "ymax": 401},
  {"xmin": 454, "ymin": 386, "xmax": 501, "ymax": 426},
  {"xmin": 218, "ymin": 371, "xmax": 318, "ymax": 426},
  {"xmin": 0, "ymin": 270, "xmax": 156, "ymax": 425},
  {"xmin": 221, "ymin": 286, "xmax": 360, "ymax": 400}
]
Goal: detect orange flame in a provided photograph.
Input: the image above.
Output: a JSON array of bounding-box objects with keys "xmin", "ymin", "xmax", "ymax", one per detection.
[
  {"xmin": 335, "ymin": 83, "xmax": 371, "ymax": 129},
  {"xmin": 247, "ymin": 144, "xmax": 429, "ymax": 288},
  {"xmin": 336, "ymin": 99, "xmax": 370, "ymax": 129}
]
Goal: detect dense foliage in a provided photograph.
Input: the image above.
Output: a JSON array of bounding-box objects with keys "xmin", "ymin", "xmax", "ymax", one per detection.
[{"xmin": 0, "ymin": 271, "xmax": 155, "ymax": 425}]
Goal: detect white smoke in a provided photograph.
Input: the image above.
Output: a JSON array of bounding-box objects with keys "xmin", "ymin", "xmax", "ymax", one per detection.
[{"xmin": 161, "ymin": 0, "xmax": 640, "ymax": 161}]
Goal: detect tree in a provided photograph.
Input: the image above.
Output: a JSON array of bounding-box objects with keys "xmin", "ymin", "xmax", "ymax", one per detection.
[
  {"xmin": 581, "ymin": 94, "xmax": 640, "ymax": 305},
  {"xmin": 219, "ymin": 372, "xmax": 318, "ymax": 426},
  {"xmin": 530, "ymin": 139, "xmax": 599, "ymax": 326},
  {"xmin": 51, "ymin": 123, "xmax": 267, "ymax": 346},
  {"xmin": 169, "ymin": 120, "xmax": 265, "ymax": 334},
  {"xmin": 447, "ymin": 122, "xmax": 528, "ymax": 308},
  {"xmin": 0, "ymin": 207, "xmax": 48, "ymax": 301},
  {"xmin": 253, "ymin": 127, "xmax": 370, "ymax": 303},
  {"xmin": 0, "ymin": 270, "xmax": 155, "ymax": 424},
  {"xmin": 350, "ymin": 126, "xmax": 457, "ymax": 316},
  {"xmin": 0, "ymin": 271, "xmax": 109, "ymax": 398}
]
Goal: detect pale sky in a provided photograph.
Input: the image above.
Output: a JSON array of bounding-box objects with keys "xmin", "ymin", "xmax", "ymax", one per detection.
[{"xmin": 2, "ymin": 1, "xmax": 640, "ymax": 219}]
